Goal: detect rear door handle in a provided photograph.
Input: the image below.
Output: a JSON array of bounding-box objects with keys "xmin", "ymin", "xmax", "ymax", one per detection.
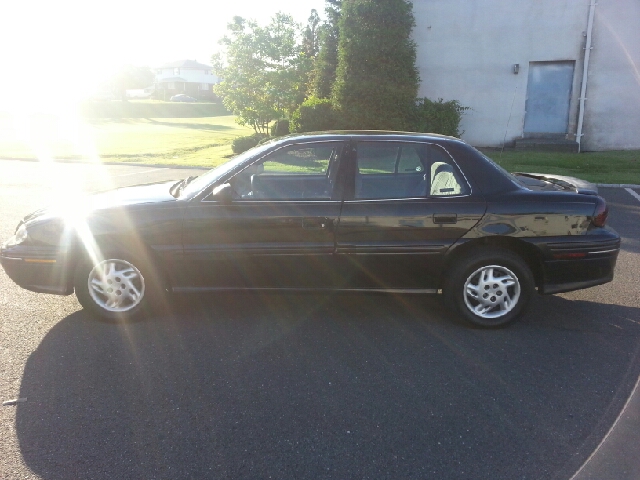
[{"xmin": 433, "ymin": 214, "xmax": 457, "ymax": 224}]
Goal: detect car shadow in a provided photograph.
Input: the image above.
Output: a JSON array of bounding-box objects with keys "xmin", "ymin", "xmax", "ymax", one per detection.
[{"xmin": 14, "ymin": 293, "xmax": 640, "ymax": 479}]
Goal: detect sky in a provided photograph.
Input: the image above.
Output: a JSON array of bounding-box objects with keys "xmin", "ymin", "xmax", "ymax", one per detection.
[{"xmin": 0, "ymin": 0, "xmax": 326, "ymax": 110}]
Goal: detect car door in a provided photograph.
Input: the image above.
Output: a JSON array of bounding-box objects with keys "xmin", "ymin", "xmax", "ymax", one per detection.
[
  {"xmin": 335, "ymin": 140, "xmax": 486, "ymax": 290},
  {"xmin": 179, "ymin": 140, "xmax": 346, "ymax": 290}
]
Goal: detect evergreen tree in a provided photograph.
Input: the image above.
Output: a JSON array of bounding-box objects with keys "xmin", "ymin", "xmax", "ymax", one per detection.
[
  {"xmin": 332, "ymin": 0, "xmax": 419, "ymax": 130},
  {"xmin": 311, "ymin": 1, "xmax": 341, "ymax": 99},
  {"xmin": 302, "ymin": 9, "xmax": 321, "ymax": 57}
]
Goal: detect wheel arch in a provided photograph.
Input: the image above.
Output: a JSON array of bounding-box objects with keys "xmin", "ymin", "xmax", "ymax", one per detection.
[
  {"xmin": 442, "ymin": 236, "xmax": 544, "ymax": 290},
  {"xmin": 67, "ymin": 233, "xmax": 173, "ymax": 293}
]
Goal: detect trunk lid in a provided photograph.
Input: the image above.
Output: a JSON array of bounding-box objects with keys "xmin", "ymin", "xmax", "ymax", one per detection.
[{"xmin": 514, "ymin": 173, "xmax": 598, "ymax": 195}]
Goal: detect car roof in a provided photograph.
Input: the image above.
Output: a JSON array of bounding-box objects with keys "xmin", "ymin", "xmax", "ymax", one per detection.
[{"xmin": 276, "ymin": 130, "xmax": 465, "ymax": 144}]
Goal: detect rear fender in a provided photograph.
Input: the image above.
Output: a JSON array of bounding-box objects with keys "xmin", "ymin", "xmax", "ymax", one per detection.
[{"xmin": 442, "ymin": 236, "xmax": 544, "ymax": 290}]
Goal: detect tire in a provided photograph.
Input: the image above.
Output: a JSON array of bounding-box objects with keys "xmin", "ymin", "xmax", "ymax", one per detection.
[
  {"xmin": 74, "ymin": 249, "xmax": 164, "ymax": 320},
  {"xmin": 442, "ymin": 248, "xmax": 535, "ymax": 328}
]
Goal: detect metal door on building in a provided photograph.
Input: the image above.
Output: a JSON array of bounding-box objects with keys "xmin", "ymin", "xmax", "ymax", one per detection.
[{"xmin": 523, "ymin": 61, "xmax": 575, "ymax": 135}]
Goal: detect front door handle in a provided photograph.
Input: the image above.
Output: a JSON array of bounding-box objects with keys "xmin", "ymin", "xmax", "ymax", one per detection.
[
  {"xmin": 433, "ymin": 214, "xmax": 457, "ymax": 224},
  {"xmin": 302, "ymin": 217, "xmax": 331, "ymax": 229}
]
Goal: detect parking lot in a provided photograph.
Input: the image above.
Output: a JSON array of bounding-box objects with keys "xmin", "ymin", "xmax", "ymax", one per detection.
[{"xmin": 1, "ymin": 159, "xmax": 640, "ymax": 479}]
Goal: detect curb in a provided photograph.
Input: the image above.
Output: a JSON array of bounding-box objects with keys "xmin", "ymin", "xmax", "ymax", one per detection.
[
  {"xmin": 597, "ymin": 184, "xmax": 640, "ymax": 188},
  {"xmin": 0, "ymin": 157, "xmax": 209, "ymax": 170}
]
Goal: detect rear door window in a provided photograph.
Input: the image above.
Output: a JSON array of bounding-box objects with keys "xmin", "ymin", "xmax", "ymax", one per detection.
[{"xmin": 354, "ymin": 142, "xmax": 468, "ymax": 199}]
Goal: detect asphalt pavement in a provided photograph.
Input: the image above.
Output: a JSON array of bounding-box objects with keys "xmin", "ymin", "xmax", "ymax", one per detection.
[
  {"xmin": 572, "ymin": 186, "xmax": 640, "ymax": 480},
  {"xmin": 1, "ymin": 160, "xmax": 640, "ymax": 479}
]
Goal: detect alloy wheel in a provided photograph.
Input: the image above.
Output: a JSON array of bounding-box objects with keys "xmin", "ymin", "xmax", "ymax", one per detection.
[
  {"xmin": 87, "ymin": 259, "xmax": 146, "ymax": 313},
  {"xmin": 463, "ymin": 265, "xmax": 521, "ymax": 319}
]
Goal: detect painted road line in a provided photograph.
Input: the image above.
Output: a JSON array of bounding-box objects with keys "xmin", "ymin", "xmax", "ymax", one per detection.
[
  {"xmin": 114, "ymin": 168, "xmax": 165, "ymax": 177},
  {"xmin": 625, "ymin": 187, "xmax": 640, "ymax": 203}
]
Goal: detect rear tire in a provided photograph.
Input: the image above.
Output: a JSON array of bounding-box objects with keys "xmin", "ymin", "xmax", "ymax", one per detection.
[
  {"xmin": 74, "ymin": 250, "xmax": 163, "ymax": 320},
  {"xmin": 443, "ymin": 248, "xmax": 534, "ymax": 328}
]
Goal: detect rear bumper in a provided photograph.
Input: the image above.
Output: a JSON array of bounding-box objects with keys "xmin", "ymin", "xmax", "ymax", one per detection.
[
  {"xmin": 0, "ymin": 246, "xmax": 74, "ymax": 295},
  {"xmin": 540, "ymin": 254, "xmax": 618, "ymax": 294},
  {"xmin": 535, "ymin": 233, "xmax": 620, "ymax": 295}
]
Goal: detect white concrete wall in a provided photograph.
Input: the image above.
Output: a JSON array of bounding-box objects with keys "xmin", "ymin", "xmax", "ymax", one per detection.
[
  {"xmin": 413, "ymin": 0, "xmax": 589, "ymax": 147},
  {"xmin": 582, "ymin": 0, "xmax": 640, "ymax": 150}
]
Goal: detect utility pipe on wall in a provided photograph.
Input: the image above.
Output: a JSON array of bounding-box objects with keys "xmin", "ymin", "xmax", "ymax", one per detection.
[{"xmin": 576, "ymin": 1, "xmax": 597, "ymax": 152}]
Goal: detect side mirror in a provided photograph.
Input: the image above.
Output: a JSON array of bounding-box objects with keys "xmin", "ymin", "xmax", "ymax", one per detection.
[{"xmin": 210, "ymin": 183, "xmax": 234, "ymax": 204}]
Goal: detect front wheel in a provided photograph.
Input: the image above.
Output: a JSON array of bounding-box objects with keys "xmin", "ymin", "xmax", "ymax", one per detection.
[
  {"xmin": 74, "ymin": 251, "xmax": 161, "ymax": 320},
  {"xmin": 443, "ymin": 248, "xmax": 535, "ymax": 328}
]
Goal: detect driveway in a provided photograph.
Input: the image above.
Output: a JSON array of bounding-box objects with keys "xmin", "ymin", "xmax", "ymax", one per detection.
[{"xmin": 1, "ymin": 160, "xmax": 640, "ymax": 479}]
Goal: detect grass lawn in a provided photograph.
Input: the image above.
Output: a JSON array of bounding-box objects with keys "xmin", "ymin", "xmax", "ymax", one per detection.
[
  {"xmin": 0, "ymin": 114, "xmax": 253, "ymax": 168},
  {"xmin": 1, "ymin": 112, "xmax": 638, "ymax": 183},
  {"xmin": 482, "ymin": 149, "xmax": 640, "ymax": 185}
]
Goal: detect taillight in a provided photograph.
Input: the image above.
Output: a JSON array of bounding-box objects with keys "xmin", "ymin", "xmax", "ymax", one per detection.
[{"xmin": 592, "ymin": 197, "xmax": 608, "ymax": 227}]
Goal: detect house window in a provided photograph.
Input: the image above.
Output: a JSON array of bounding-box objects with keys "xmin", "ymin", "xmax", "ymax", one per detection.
[
  {"xmin": 168, "ymin": 82, "xmax": 176, "ymax": 89},
  {"xmin": 204, "ymin": 70, "xmax": 210, "ymax": 75},
  {"xmin": 173, "ymin": 68, "xmax": 180, "ymax": 75},
  {"xmin": 201, "ymin": 83, "xmax": 210, "ymax": 91}
]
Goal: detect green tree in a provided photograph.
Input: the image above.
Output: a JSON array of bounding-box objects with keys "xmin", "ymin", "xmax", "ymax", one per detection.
[
  {"xmin": 311, "ymin": 1, "xmax": 341, "ymax": 98},
  {"xmin": 302, "ymin": 9, "xmax": 321, "ymax": 57},
  {"xmin": 213, "ymin": 14, "xmax": 310, "ymax": 134},
  {"xmin": 110, "ymin": 65, "xmax": 155, "ymax": 102},
  {"xmin": 332, "ymin": 0, "xmax": 419, "ymax": 130}
]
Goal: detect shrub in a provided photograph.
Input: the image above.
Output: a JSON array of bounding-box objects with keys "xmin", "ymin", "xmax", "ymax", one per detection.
[
  {"xmin": 231, "ymin": 133, "xmax": 270, "ymax": 154},
  {"xmin": 332, "ymin": 0, "xmax": 418, "ymax": 130},
  {"xmin": 290, "ymin": 97, "xmax": 339, "ymax": 133},
  {"xmin": 411, "ymin": 98, "xmax": 468, "ymax": 137},
  {"xmin": 271, "ymin": 119, "xmax": 290, "ymax": 137}
]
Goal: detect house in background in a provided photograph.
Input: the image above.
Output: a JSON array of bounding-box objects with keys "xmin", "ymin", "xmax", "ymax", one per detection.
[
  {"xmin": 413, "ymin": 0, "xmax": 640, "ymax": 151},
  {"xmin": 155, "ymin": 60, "xmax": 221, "ymax": 101}
]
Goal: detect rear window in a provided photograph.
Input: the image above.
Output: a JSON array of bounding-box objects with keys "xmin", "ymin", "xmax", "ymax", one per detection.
[{"xmin": 476, "ymin": 150, "xmax": 524, "ymax": 188}]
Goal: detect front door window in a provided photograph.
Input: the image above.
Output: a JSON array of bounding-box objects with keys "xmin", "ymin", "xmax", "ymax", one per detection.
[{"xmin": 230, "ymin": 142, "xmax": 344, "ymax": 201}]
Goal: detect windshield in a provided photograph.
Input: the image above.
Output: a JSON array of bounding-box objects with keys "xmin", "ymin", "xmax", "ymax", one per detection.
[{"xmin": 179, "ymin": 140, "xmax": 278, "ymax": 198}]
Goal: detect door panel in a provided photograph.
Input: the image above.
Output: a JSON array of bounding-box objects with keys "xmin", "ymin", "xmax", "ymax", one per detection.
[
  {"xmin": 181, "ymin": 201, "xmax": 342, "ymax": 288},
  {"xmin": 524, "ymin": 61, "xmax": 575, "ymax": 134},
  {"xmin": 335, "ymin": 141, "xmax": 486, "ymax": 289},
  {"xmin": 179, "ymin": 141, "xmax": 346, "ymax": 290},
  {"xmin": 336, "ymin": 198, "xmax": 485, "ymax": 288}
]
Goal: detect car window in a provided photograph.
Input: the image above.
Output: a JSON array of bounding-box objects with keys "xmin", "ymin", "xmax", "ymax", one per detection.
[
  {"xmin": 428, "ymin": 145, "xmax": 469, "ymax": 197},
  {"xmin": 261, "ymin": 145, "xmax": 332, "ymax": 174},
  {"xmin": 354, "ymin": 142, "xmax": 468, "ymax": 200},
  {"xmin": 357, "ymin": 143, "xmax": 399, "ymax": 174},
  {"xmin": 231, "ymin": 142, "xmax": 343, "ymax": 201},
  {"xmin": 398, "ymin": 145, "xmax": 424, "ymax": 173},
  {"xmin": 181, "ymin": 139, "xmax": 280, "ymax": 198}
]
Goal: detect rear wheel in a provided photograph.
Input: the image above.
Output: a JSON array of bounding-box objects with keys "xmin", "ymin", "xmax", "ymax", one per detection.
[
  {"xmin": 443, "ymin": 248, "xmax": 535, "ymax": 328},
  {"xmin": 74, "ymin": 251, "xmax": 162, "ymax": 320}
]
